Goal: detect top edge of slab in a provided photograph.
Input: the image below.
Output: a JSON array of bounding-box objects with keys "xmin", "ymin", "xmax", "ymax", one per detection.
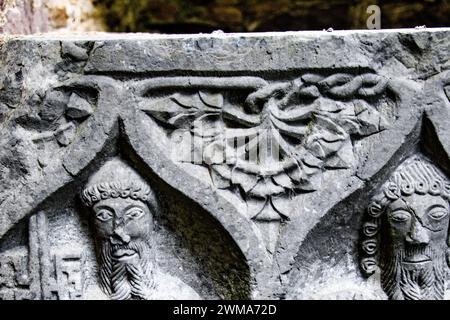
[{"xmin": 2, "ymin": 27, "xmax": 450, "ymax": 41}]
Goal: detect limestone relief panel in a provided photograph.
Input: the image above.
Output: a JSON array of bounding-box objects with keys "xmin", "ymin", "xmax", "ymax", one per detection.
[{"xmin": 1, "ymin": 30, "xmax": 449, "ymax": 299}]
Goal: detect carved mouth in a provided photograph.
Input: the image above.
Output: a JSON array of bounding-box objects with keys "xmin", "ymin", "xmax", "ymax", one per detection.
[
  {"xmin": 112, "ymin": 248, "xmax": 138, "ymax": 261},
  {"xmin": 403, "ymin": 254, "xmax": 432, "ymax": 264}
]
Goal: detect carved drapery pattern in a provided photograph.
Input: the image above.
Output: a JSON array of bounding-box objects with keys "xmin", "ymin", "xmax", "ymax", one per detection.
[{"xmin": 139, "ymin": 73, "xmax": 390, "ymax": 223}]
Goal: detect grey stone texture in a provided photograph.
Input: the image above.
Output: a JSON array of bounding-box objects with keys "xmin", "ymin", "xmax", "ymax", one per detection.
[
  {"xmin": 0, "ymin": 29, "xmax": 450, "ymax": 300},
  {"xmin": 0, "ymin": 0, "xmax": 49, "ymax": 34}
]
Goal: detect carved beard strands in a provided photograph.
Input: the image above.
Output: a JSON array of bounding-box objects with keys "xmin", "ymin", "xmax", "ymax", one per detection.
[
  {"xmin": 99, "ymin": 240, "xmax": 155, "ymax": 300},
  {"xmin": 381, "ymin": 246, "xmax": 446, "ymax": 300}
]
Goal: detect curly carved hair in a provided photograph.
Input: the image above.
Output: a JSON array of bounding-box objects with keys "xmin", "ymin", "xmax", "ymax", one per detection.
[
  {"xmin": 81, "ymin": 158, "xmax": 158, "ymax": 211},
  {"xmin": 82, "ymin": 181, "xmax": 153, "ymax": 208},
  {"xmin": 360, "ymin": 155, "xmax": 450, "ymax": 276}
]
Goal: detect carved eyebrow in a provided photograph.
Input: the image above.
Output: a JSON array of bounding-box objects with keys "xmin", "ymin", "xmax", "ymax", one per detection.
[
  {"xmin": 388, "ymin": 198, "xmax": 413, "ymax": 213},
  {"xmin": 390, "ymin": 207, "xmax": 411, "ymax": 212},
  {"xmin": 94, "ymin": 205, "xmax": 114, "ymax": 212},
  {"xmin": 123, "ymin": 204, "xmax": 145, "ymax": 212},
  {"xmin": 395, "ymin": 198, "xmax": 427, "ymax": 224},
  {"xmin": 425, "ymin": 204, "xmax": 448, "ymax": 213}
]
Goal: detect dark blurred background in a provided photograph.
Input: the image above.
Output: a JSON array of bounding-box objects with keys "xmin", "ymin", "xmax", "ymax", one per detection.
[
  {"xmin": 0, "ymin": 0, "xmax": 449, "ymax": 34},
  {"xmin": 93, "ymin": 0, "xmax": 450, "ymax": 33}
]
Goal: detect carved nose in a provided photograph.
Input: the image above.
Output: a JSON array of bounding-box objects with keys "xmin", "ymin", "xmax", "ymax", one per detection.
[
  {"xmin": 406, "ymin": 218, "xmax": 429, "ymax": 245},
  {"xmin": 110, "ymin": 227, "xmax": 130, "ymax": 245}
]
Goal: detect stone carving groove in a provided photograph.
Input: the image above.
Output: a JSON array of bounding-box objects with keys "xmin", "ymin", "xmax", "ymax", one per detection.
[
  {"xmin": 0, "ymin": 211, "xmax": 85, "ymax": 300},
  {"xmin": 360, "ymin": 155, "xmax": 450, "ymax": 300}
]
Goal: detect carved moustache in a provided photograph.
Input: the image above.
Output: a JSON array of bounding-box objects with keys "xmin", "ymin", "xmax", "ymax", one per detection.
[
  {"xmin": 402, "ymin": 245, "xmax": 434, "ymax": 265},
  {"xmin": 110, "ymin": 242, "xmax": 143, "ymax": 262}
]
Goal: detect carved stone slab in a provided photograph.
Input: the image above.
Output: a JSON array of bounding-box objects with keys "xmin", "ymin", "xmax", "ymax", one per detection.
[{"xmin": 0, "ymin": 29, "xmax": 450, "ymax": 300}]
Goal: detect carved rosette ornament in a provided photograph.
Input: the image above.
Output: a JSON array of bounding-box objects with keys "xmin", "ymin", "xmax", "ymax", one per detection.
[{"xmin": 360, "ymin": 155, "xmax": 450, "ymax": 300}]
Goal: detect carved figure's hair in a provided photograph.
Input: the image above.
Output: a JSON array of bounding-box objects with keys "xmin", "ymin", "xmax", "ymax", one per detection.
[
  {"xmin": 81, "ymin": 157, "xmax": 158, "ymax": 212},
  {"xmin": 360, "ymin": 155, "xmax": 450, "ymax": 276}
]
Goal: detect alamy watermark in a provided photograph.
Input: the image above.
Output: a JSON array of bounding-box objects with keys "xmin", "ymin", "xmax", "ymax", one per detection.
[
  {"xmin": 366, "ymin": 5, "xmax": 381, "ymax": 29},
  {"xmin": 170, "ymin": 122, "xmax": 282, "ymax": 166}
]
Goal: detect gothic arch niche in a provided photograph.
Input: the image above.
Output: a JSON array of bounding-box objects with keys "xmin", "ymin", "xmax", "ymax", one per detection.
[
  {"xmin": 285, "ymin": 114, "xmax": 450, "ymax": 300},
  {"xmin": 0, "ymin": 133, "xmax": 251, "ymax": 300},
  {"xmin": 121, "ymin": 142, "xmax": 252, "ymax": 299}
]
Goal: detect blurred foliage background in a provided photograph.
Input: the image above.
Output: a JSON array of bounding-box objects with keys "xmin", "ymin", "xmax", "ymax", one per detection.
[
  {"xmin": 0, "ymin": 0, "xmax": 449, "ymax": 34},
  {"xmin": 92, "ymin": 0, "xmax": 450, "ymax": 33}
]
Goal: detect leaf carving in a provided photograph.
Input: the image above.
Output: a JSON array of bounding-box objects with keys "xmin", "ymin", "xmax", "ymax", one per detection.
[
  {"xmin": 140, "ymin": 73, "xmax": 391, "ymax": 223},
  {"xmin": 141, "ymin": 91, "xmax": 223, "ymax": 128}
]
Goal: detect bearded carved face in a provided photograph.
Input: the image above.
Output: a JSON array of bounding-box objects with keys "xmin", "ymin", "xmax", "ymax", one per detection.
[
  {"xmin": 381, "ymin": 193, "xmax": 450, "ymax": 300},
  {"xmin": 93, "ymin": 197, "xmax": 152, "ymax": 261},
  {"xmin": 384, "ymin": 193, "xmax": 449, "ymax": 260},
  {"xmin": 92, "ymin": 197, "xmax": 155, "ymax": 300},
  {"xmin": 360, "ymin": 155, "xmax": 450, "ymax": 300},
  {"xmin": 81, "ymin": 158, "xmax": 158, "ymax": 300}
]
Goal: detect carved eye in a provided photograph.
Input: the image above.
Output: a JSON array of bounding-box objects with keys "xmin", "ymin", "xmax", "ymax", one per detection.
[
  {"xmin": 389, "ymin": 210, "xmax": 411, "ymax": 223},
  {"xmin": 126, "ymin": 208, "xmax": 145, "ymax": 220},
  {"xmin": 96, "ymin": 210, "xmax": 113, "ymax": 222},
  {"xmin": 427, "ymin": 207, "xmax": 448, "ymax": 221}
]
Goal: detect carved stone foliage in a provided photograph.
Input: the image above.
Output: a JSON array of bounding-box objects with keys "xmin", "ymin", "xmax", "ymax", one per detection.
[
  {"xmin": 140, "ymin": 73, "xmax": 390, "ymax": 224},
  {"xmin": 19, "ymin": 71, "xmax": 392, "ymax": 256},
  {"xmin": 360, "ymin": 155, "xmax": 450, "ymax": 300},
  {"xmin": 27, "ymin": 89, "xmax": 94, "ymax": 143},
  {"xmin": 15, "ymin": 83, "xmax": 97, "ymax": 168}
]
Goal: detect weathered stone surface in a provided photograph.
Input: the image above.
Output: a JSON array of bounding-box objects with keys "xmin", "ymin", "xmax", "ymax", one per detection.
[
  {"xmin": 66, "ymin": 92, "xmax": 93, "ymax": 119},
  {"xmin": 0, "ymin": 29, "xmax": 450, "ymax": 300},
  {"xmin": 0, "ymin": 0, "xmax": 49, "ymax": 34},
  {"xmin": 0, "ymin": 0, "xmax": 104, "ymax": 35}
]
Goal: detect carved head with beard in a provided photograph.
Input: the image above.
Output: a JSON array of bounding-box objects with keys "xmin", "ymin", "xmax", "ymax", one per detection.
[
  {"xmin": 81, "ymin": 158, "xmax": 159, "ymax": 300},
  {"xmin": 360, "ymin": 155, "xmax": 450, "ymax": 300}
]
